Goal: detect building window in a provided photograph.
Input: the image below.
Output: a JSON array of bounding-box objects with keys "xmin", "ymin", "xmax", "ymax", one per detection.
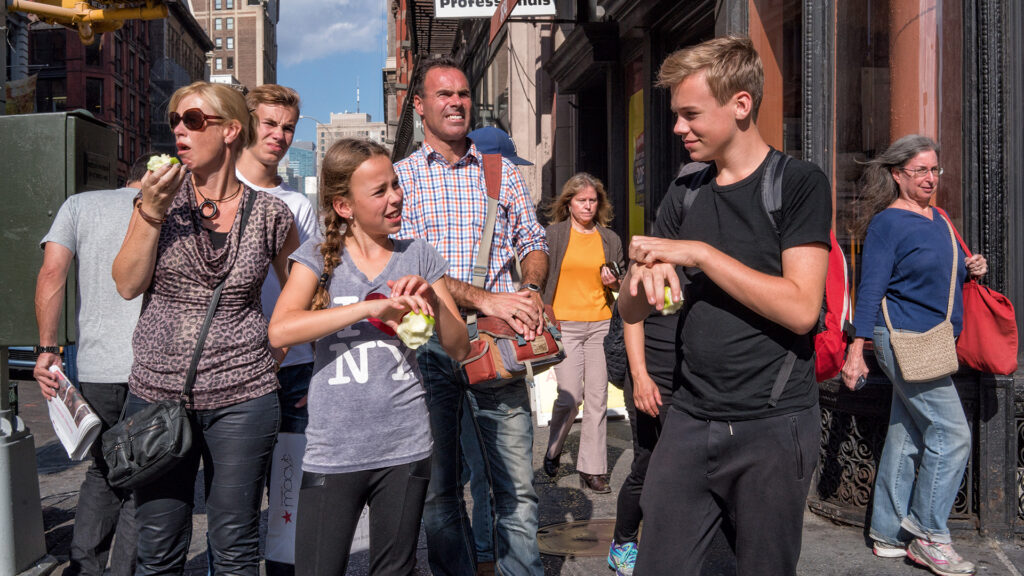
[
  {"xmin": 214, "ymin": 0, "xmax": 221, "ymax": 9},
  {"xmin": 226, "ymin": 37, "xmax": 234, "ymax": 50},
  {"xmin": 85, "ymin": 42, "xmax": 102, "ymax": 66},
  {"xmin": 86, "ymin": 77, "xmax": 104, "ymax": 115},
  {"xmin": 226, "ymin": 0, "xmax": 233, "ymax": 8},
  {"xmin": 115, "ymin": 85, "xmax": 123, "ymax": 117},
  {"xmin": 118, "ymin": 132, "xmax": 124, "ymax": 161},
  {"xmin": 227, "ymin": 57, "xmax": 234, "ymax": 69},
  {"xmin": 215, "ymin": 57, "xmax": 223, "ymax": 70},
  {"xmin": 215, "ymin": 18, "xmax": 222, "ymax": 30},
  {"xmin": 832, "ymin": 0, "xmax": 964, "ymax": 291},
  {"xmin": 35, "ymin": 77, "xmax": 67, "ymax": 112},
  {"xmin": 30, "ymin": 29, "xmax": 66, "ymax": 66},
  {"xmin": 226, "ymin": 18, "xmax": 233, "ymax": 30},
  {"xmin": 215, "ymin": 37, "xmax": 223, "ymax": 49}
]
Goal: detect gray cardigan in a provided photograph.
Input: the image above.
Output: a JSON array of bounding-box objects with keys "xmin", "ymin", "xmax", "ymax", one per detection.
[{"xmin": 543, "ymin": 218, "xmax": 624, "ymax": 307}]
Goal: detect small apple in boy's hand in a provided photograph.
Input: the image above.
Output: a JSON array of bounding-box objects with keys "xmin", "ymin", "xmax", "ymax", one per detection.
[{"xmin": 662, "ymin": 286, "xmax": 684, "ymax": 316}]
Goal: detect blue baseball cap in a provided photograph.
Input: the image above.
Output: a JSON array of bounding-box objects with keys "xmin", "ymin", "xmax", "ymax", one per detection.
[{"xmin": 468, "ymin": 126, "xmax": 533, "ymax": 166}]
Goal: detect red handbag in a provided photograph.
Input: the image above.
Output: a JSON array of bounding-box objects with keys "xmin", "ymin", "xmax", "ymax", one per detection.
[{"xmin": 936, "ymin": 208, "xmax": 1019, "ymax": 374}]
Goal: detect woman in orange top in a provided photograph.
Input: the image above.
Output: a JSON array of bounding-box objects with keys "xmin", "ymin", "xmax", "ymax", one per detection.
[{"xmin": 541, "ymin": 173, "xmax": 623, "ymax": 493}]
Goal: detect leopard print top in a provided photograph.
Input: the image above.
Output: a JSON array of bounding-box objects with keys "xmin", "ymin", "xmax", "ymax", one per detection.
[{"xmin": 129, "ymin": 180, "xmax": 294, "ymax": 410}]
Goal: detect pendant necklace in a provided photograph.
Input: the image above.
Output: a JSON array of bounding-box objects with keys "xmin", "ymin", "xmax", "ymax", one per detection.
[{"xmin": 195, "ymin": 180, "xmax": 242, "ymax": 219}]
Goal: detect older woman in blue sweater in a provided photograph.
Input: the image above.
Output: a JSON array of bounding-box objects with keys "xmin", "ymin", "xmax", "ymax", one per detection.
[{"xmin": 841, "ymin": 135, "xmax": 987, "ymax": 576}]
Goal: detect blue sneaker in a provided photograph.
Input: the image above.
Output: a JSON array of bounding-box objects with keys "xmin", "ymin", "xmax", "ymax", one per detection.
[{"xmin": 607, "ymin": 540, "xmax": 638, "ymax": 576}]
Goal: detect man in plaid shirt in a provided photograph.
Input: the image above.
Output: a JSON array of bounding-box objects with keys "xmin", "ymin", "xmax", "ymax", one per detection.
[{"xmin": 394, "ymin": 56, "xmax": 548, "ymax": 576}]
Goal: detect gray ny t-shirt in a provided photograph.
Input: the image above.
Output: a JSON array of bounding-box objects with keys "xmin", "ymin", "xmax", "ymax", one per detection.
[
  {"xmin": 41, "ymin": 188, "xmax": 142, "ymax": 382},
  {"xmin": 290, "ymin": 237, "xmax": 447, "ymax": 474}
]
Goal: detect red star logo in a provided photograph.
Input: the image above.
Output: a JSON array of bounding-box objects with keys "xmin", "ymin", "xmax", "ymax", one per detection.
[{"xmin": 282, "ymin": 511, "xmax": 292, "ymax": 524}]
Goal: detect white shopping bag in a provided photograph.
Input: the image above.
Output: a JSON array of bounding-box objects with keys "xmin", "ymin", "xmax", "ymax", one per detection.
[
  {"xmin": 265, "ymin": 432, "xmax": 305, "ymax": 563},
  {"xmin": 265, "ymin": 432, "xmax": 372, "ymax": 562}
]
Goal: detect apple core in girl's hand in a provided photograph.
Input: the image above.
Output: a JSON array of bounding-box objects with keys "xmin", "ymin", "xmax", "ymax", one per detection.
[
  {"xmin": 147, "ymin": 154, "xmax": 180, "ymax": 171},
  {"xmin": 662, "ymin": 286, "xmax": 684, "ymax": 315},
  {"xmin": 397, "ymin": 312, "xmax": 435, "ymax": 349}
]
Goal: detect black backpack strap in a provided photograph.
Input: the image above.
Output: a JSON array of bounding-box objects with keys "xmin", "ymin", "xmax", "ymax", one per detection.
[
  {"xmin": 760, "ymin": 148, "xmax": 789, "ymax": 235},
  {"xmin": 761, "ymin": 149, "xmax": 797, "ymax": 407}
]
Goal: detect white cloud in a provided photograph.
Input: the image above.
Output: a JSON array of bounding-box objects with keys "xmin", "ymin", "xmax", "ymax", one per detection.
[{"xmin": 278, "ymin": 0, "xmax": 385, "ymax": 66}]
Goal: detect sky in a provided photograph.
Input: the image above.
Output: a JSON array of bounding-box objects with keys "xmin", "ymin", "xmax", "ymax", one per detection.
[{"xmin": 276, "ymin": 0, "xmax": 389, "ymax": 144}]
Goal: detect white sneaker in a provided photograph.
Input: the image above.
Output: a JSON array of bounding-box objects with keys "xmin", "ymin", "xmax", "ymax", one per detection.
[{"xmin": 872, "ymin": 540, "xmax": 907, "ymax": 558}]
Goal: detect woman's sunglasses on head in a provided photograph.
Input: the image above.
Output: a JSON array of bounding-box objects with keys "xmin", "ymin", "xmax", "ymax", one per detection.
[{"xmin": 169, "ymin": 108, "xmax": 223, "ymax": 131}]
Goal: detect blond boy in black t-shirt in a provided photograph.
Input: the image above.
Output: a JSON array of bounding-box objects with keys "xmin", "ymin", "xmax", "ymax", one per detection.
[{"xmin": 618, "ymin": 37, "xmax": 831, "ymax": 576}]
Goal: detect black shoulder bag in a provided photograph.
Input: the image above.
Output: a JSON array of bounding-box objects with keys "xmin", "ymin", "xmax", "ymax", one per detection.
[{"xmin": 102, "ymin": 190, "xmax": 257, "ymax": 489}]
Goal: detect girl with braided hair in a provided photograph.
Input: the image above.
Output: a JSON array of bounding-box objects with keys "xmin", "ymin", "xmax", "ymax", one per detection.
[{"xmin": 269, "ymin": 138, "xmax": 468, "ymax": 575}]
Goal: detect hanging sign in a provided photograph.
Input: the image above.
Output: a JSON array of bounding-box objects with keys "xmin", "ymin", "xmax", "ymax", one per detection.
[{"xmin": 434, "ymin": 0, "xmax": 556, "ymax": 19}]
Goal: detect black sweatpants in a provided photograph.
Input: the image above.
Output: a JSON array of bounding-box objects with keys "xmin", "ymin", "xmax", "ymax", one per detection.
[
  {"xmin": 634, "ymin": 404, "xmax": 819, "ymax": 576},
  {"xmin": 295, "ymin": 457, "xmax": 431, "ymax": 576}
]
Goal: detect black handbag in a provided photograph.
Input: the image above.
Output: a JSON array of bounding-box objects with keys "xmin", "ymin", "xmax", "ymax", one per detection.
[
  {"xmin": 604, "ymin": 301, "xmax": 627, "ymax": 389},
  {"xmin": 102, "ymin": 191, "xmax": 256, "ymax": 490}
]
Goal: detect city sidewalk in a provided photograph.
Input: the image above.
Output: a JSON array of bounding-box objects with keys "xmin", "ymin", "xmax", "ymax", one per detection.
[{"xmin": 19, "ymin": 379, "xmax": 1024, "ymax": 575}]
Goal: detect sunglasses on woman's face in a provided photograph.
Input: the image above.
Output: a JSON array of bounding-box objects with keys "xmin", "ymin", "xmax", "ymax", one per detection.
[{"xmin": 169, "ymin": 108, "xmax": 224, "ymax": 131}]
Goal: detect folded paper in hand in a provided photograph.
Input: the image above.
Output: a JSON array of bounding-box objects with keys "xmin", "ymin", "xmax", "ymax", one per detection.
[{"xmin": 46, "ymin": 365, "xmax": 101, "ymax": 460}]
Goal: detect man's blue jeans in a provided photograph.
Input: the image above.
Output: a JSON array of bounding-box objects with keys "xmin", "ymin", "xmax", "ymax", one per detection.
[
  {"xmin": 416, "ymin": 335, "xmax": 543, "ymax": 576},
  {"xmin": 869, "ymin": 326, "xmax": 972, "ymax": 545}
]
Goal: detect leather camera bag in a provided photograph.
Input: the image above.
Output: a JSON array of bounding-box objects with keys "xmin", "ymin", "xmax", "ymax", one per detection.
[
  {"xmin": 882, "ymin": 214, "xmax": 959, "ymax": 383},
  {"xmin": 102, "ymin": 191, "xmax": 255, "ymax": 489},
  {"xmin": 461, "ymin": 153, "xmax": 565, "ymax": 387}
]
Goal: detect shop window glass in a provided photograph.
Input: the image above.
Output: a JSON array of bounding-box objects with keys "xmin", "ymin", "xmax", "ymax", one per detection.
[
  {"xmin": 470, "ymin": 36, "xmax": 509, "ymax": 130},
  {"xmin": 749, "ymin": 0, "xmax": 803, "ymax": 159},
  {"xmin": 833, "ymin": 0, "xmax": 963, "ymax": 294}
]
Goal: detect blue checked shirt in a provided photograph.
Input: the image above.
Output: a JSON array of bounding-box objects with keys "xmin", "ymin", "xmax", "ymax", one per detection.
[{"xmin": 394, "ymin": 142, "xmax": 548, "ymax": 295}]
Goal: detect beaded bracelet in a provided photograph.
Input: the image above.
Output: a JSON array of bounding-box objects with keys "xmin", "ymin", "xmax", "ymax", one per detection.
[{"xmin": 136, "ymin": 202, "xmax": 166, "ymax": 226}]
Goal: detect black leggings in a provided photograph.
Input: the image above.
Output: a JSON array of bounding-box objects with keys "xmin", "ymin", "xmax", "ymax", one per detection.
[
  {"xmin": 295, "ymin": 457, "xmax": 431, "ymax": 576},
  {"xmin": 613, "ymin": 374, "xmax": 674, "ymax": 544}
]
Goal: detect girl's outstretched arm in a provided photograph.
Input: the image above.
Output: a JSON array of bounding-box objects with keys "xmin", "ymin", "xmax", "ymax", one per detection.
[{"xmin": 269, "ymin": 263, "xmax": 382, "ymax": 347}]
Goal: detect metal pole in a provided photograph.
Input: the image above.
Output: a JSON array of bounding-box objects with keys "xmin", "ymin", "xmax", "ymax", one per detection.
[{"xmin": 0, "ymin": 347, "xmax": 57, "ymax": 575}]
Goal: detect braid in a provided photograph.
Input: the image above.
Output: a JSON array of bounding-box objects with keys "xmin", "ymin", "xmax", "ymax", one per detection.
[{"xmin": 311, "ymin": 213, "xmax": 346, "ymax": 311}]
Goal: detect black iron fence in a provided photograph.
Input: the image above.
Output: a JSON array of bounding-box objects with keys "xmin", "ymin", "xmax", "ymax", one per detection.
[{"xmin": 809, "ymin": 352, "xmax": 1020, "ymax": 539}]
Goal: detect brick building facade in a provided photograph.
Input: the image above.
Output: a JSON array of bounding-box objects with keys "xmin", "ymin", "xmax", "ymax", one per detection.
[
  {"xmin": 32, "ymin": 21, "xmax": 151, "ymax": 183},
  {"xmin": 188, "ymin": 0, "xmax": 278, "ymax": 91}
]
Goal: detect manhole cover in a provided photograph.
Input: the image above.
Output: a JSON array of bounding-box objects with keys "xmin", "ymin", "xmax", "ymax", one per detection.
[{"xmin": 537, "ymin": 518, "xmax": 616, "ymax": 557}]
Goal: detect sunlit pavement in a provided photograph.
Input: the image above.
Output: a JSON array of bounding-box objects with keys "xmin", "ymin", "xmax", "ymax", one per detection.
[{"xmin": 22, "ymin": 380, "xmax": 1023, "ymax": 575}]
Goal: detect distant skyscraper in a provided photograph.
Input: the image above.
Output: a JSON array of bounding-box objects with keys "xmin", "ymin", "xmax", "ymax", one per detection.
[
  {"xmin": 288, "ymin": 142, "xmax": 316, "ymax": 180},
  {"xmin": 315, "ymin": 113, "xmax": 388, "ymax": 174},
  {"xmin": 186, "ymin": 0, "xmax": 279, "ymax": 91}
]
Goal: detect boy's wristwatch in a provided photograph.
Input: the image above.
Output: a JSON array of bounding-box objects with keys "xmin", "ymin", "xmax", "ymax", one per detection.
[
  {"xmin": 34, "ymin": 345, "xmax": 60, "ymax": 354},
  {"xmin": 523, "ymin": 283, "xmax": 541, "ymax": 294}
]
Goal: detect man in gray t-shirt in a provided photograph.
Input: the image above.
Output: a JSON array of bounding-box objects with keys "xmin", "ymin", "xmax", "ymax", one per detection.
[{"xmin": 33, "ymin": 155, "xmax": 151, "ymax": 576}]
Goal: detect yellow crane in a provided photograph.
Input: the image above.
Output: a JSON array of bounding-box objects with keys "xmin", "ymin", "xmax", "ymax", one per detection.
[{"xmin": 6, "ymin": 0, "xmax": 169, "ymax": 45}]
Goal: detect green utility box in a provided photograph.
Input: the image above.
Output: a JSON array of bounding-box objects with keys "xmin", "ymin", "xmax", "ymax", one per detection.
[{"xmin": 0, "ymin": 110, "xmax": 118, "ymax": 346}]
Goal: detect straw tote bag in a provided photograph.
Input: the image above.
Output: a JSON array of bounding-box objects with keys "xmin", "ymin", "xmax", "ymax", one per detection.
[{"xmin": 881, "ymin": 215, "xmax": 959, "ymax": 383}]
